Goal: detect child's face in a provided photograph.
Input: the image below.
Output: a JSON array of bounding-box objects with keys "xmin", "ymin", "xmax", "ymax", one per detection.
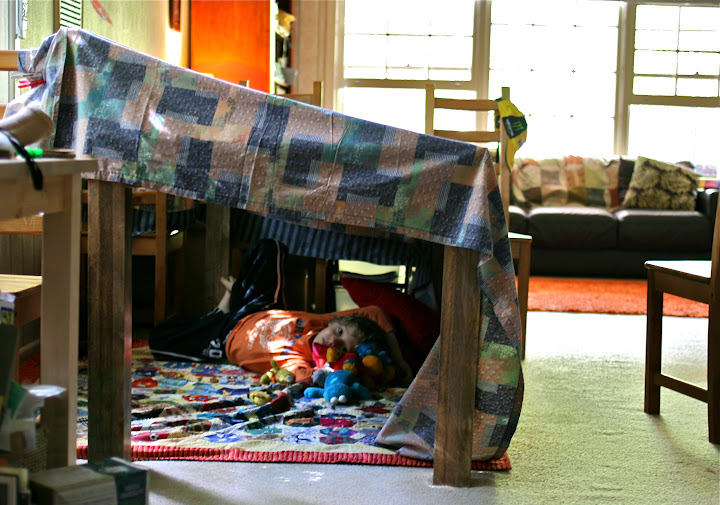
[{"xmin": 314, "ymin": 322, "xmax": 359, "ymax": 353}]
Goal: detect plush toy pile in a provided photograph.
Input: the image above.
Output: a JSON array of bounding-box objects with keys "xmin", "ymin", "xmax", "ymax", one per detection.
[{"xmin": 304, "ymin": 340, "xmax": 397, "ymax": 405}]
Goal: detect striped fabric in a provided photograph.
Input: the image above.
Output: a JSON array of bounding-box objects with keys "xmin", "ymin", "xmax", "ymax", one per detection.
[
  {"xmin": 10, "ymin": 28, "xmax": 523, "ymax": 463},
  {"xmin": 231, "ymin": 210, "xmax": 433, "ymax": 291}
]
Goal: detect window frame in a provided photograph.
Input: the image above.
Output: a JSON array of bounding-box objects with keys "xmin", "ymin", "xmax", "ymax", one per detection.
[
  {"xmin": 337, "ymin": 1, "xmax": 491, "ymax": 102},
  {"xmin": 0, "ymin": 1, "xmax": 17, "ymax": 106}
]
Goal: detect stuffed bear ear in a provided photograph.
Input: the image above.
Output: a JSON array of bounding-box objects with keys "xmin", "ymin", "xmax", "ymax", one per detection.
[{"xmin": 311, "ymin": 367, "xmax": 331, "ymax": 387}]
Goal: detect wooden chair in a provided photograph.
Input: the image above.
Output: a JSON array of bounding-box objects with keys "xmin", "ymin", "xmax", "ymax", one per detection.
[
  {"xmin": 0, "ymin": 192, "xmax": 189, "ymax": 326},
  {"xmin": 644, "ymin": 195, "xmax": 720, "ymax": 443},
  {"xmin": 280, "ymin": 81, "xmax": 324, "ymax": 108},
  {"xmin": 425, "ymin": 84, "xmax": 532, "ymax": 358},
  {"xmin": 79, "ymin": 188, "xmax": 189, "ymax": 325},
  {"xmin": 1, "ymin": 49, "xmax": 190, "ymax": 326}
]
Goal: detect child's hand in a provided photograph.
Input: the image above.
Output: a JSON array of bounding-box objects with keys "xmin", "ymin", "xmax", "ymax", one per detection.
[
  {"xmin": 383, "ymin": 331, "xmax": 415, "ymax": 387},
  {"xmin": 220, "ymin": 276, "xmax": 236, "ymax": 291},
  {"xmin": 395, "ymin": 362, "xmax": 414, "ymax": 387}
]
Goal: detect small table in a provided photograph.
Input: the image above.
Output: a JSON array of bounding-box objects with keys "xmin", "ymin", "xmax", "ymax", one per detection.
[{"xmin": 0, "ymin": 156, "xmax": 97, "ymax": 468}]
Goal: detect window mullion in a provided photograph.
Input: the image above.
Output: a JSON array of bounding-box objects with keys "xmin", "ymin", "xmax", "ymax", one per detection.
[
  {"xmin": 473, "ymin": 0, "xmax": 491, "ymax": 98},
  {"xmin": 628, "ymin": 95, "xmax": 720, "ymax": 107},
  {"xmin": 615, "ymin": 2, "xmax": 634, "ymax": 156},
  {"xmin": 340, "ymin": 78, "xmax": 479, "ymax": 91}
]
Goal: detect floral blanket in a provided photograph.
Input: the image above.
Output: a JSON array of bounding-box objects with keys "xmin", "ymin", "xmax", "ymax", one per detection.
[{"xmin": 74, "ymin": 348, "xmax": 509, "ymax": 469}]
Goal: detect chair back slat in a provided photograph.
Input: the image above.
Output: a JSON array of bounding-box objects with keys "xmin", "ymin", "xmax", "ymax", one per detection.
[
  {"xmin": 432, "ymin": 130, "xmax": 500, "ymax": 143},
  {"xmin": 434, "ymin": 97, "xmax": 499, "ymax": 112}
]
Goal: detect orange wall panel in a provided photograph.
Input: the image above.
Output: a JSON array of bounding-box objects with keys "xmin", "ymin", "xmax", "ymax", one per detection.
[{"xmin": 190, "ymin": 0, "xmax": 271, "ymax": 92}]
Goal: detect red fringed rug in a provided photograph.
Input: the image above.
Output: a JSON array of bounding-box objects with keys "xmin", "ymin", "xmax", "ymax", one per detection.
[
  {"xmin": 528, "ymin": 276, "xmax": 708, "ymax": 318},
  {"xmin": 74, "ymin": 445, "xmax": 510, "ymax": 470}
]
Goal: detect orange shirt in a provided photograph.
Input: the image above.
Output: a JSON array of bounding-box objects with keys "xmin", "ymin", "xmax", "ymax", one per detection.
[{"xmin": 224, "ymin": 306, "xmax": 394, "ymax": 383}]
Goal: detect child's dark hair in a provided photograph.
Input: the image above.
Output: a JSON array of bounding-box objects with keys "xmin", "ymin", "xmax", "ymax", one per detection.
[{"xmin": 329, "ymin": 314, "xmax": 385, "ymax": 344}]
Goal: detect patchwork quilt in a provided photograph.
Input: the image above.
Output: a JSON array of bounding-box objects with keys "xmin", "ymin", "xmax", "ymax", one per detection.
[
  {"xmin": 71, "ymin": 347, "xmax": 508, "ymax": 469},
  {"xmin": 11, "ymin": 28, "xmax": 523, "ymax": 462},
  {"xmin": 511, "ymin": 156, "xmax": 620, "ymax": 211},
  {"xmin": 76, "ymin": 350, "xmax": 407, "ymax": 460}
]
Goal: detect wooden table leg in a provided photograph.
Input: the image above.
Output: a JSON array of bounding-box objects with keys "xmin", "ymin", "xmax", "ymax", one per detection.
[
  {"xmin": 204, "ymin": 203, "xmax": 231, "ymax": 312},
  {"xmin": 433, "ymin": 245, "xmax": 481, "ymax": 486},
  {"xmin": 644, "ymin": 271, "xmax": 663, "ymax": 416},
  {"xmin": 40, "ymin": 171, "xmax": 81, "ymax": 468},
  {"xmin": 513, "ymin": 237, "xmax": 532, "ymax": 359},
  {"xmin": 87, "ymin": 180, "xmax": 132, "ymax": 461}
]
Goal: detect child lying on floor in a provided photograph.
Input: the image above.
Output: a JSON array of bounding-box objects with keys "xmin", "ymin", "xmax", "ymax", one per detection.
[{"xmin": 149, "ymin": 239, "xmax": 413, "ymax": 385}]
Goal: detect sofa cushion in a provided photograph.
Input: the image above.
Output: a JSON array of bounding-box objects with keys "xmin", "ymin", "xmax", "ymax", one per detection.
[
  {"xmin": 622, "ymin": 156, "xmax": 699, "ymax": 210},
  {"xmin": 527, "ymin": 206, "xmax": 617, "ymax": 249},
  {"xmin": 511, "ymin": 156, "xmax": 619, "ymax": 211},
  {"xmin": 614, "ymin": 209, "xmax": 712, "ymax": 252}
]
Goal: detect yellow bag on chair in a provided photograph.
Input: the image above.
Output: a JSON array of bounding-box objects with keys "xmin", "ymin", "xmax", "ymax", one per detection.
[{"xmin": 496, "ymin": 99, "xmax": 527, "ymax": 169}]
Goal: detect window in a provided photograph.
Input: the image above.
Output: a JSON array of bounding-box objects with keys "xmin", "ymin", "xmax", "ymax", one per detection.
[
  {"xmin": 488, "ymin": 0, "xmax": 619, "ymax": 156},
  {"xmin": 344, "ymin": 0, "xmax": 475, "ymax": 81},
  {"xmin": 341, "ymin": 0, "xmax": 479, "ymax": 133},
  {"xmin": 625, "ymin": 4, "xmax": 720, "ymax": 166},
  {"xmin": 340, "ymin": 0, "xmax": 720, "ymax": 170}
]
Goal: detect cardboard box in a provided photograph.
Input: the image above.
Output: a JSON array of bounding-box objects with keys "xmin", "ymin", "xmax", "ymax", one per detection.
[
  {"xmin": 29, "ymin": 465, "xmax": 116, "ymax": 505},
  {"xmin": 82, "ymin": 458, "xmax": 148, "ymax": 505}
]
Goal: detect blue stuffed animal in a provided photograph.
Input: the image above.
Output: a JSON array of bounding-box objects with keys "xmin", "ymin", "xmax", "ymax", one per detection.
[{"xmin": 304, "ymin": 369, "xmax": 372, "ymax": 406}]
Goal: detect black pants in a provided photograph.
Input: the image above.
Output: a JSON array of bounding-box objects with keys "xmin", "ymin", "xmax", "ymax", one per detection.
[{"xmin": 149, "ymin": 239, "xmax": 288, "ymax": 362}]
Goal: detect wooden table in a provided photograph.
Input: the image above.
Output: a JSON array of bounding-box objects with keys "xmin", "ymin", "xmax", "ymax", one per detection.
[
  {"xmin": 0, "ymin": 156, "xmax": 97, "ymax": 468},
  {"xmin": 88, "ymin": 192, "xmax": 483, "ymax": 486}
]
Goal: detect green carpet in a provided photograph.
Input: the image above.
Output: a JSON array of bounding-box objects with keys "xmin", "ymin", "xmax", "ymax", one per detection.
[{"xmin": 496, "ymin": 312, "xmax": 718, "ymax": 505}]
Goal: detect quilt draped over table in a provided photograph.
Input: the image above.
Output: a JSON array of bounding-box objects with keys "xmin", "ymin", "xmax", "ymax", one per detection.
[{"xmin": 10, "ymin": 28, "xmax": 524, "ymax": 462}]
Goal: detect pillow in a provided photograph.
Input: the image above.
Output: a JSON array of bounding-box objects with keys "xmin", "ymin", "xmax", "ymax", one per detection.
[
  {"xmin": 511, "ymin": 156, "xmax": 619, "ymax": 211},
  {"xmin": 622, "ymin": 156, "xmax": 699, "ymax": 211},
  {"xmin": 339, "ymin": 276, "xmax": 440, "ymax": 372}
]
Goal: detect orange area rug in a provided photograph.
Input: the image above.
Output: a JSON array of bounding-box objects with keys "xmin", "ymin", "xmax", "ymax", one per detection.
[{"xmin": 527, "ymin": 276, "xmax": 708, "ymax": 318}]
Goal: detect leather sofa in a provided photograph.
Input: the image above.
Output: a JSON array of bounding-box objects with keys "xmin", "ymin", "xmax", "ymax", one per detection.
[{"xmin": 507, "ymin": 156, "xmax": 718, "ymax": 278}]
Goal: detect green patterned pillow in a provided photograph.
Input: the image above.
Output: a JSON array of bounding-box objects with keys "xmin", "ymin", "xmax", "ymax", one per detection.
[{"xmin": 622, "ymin": 156, "xmax": 699, "ymax": 210}]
